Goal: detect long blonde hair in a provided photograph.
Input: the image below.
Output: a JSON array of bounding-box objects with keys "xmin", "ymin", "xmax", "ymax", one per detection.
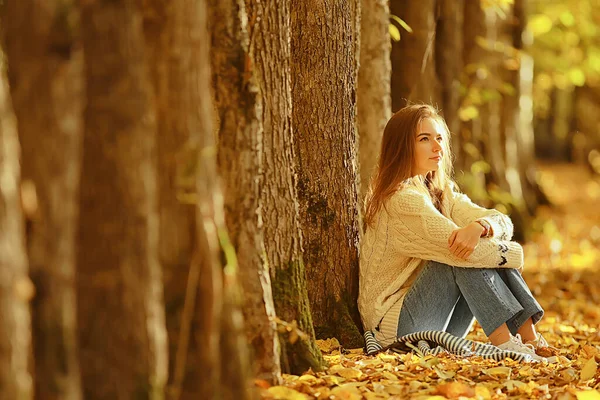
[{"xmin": 364, "ymin": 104, "xmax": 455, "ymax": 227}]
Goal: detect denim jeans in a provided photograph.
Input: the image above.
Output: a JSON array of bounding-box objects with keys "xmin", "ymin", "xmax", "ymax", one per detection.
[{"xmin": 397, "ymin": 261, "xmax": 544, "ymax": 338}]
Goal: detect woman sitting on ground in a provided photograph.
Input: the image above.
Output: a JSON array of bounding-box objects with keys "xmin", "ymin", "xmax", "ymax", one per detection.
[{"xmin": 358, "ymin": 104, "xmax": 555, "ymax": 361}]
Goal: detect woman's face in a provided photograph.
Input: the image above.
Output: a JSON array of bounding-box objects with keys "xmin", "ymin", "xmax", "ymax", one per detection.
[{"xmin": 413, "ymin": 117, "xmax": 444, "ymax": 176}]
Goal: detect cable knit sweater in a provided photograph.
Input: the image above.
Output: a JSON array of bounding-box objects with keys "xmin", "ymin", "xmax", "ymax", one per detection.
[{"xmin": 358, "ymin": 183, "xmax": 524, "ymax": 340}]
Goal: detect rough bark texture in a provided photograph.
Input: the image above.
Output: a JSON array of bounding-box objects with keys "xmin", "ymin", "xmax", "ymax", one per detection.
[
  {"xmin": 3, "ymin": 1, "xmax": 83, "ymax": 398},
  {"xmin": 207, "ymin": 0, "xmax": 259, "ymax": 396},
  {"xmin": 245, "ymin": 0, "xmax": 324, "ymax": 375},
  {"xmin": 142, "ymin": 1, "xmax": 201, "ymax": 397},
  {"xmin": 358, "ymin": 0, "xmax": 391, "ymax": 198},
  {"xmin": 0, "ymin": 58, "xmax": 33, "ymax": 400},
  {"xmin": 390, "ymin": 0, "xmax": 440, "ymax": 112},
  {"xmin": 291, "ymin": 0, "xmax": 363, "ymax": 347},
  {"xmin": 77, "ymin": 1, "xmax": 168, "ymax": 398},
  {"xmin": 436, "ymin": 0, "xmax": 464, "ymax": 169}
]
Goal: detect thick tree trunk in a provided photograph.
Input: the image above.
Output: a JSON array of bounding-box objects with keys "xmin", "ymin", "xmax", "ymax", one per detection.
[
  {"xmin": 245, "ymin": 0, "xmax": 324, "ymax": 375},
  {"xmin": 208, "ymin": 0, "xmax": 267, "ymax": 393},
  {"xmin": 3, "ymin": 1, "xmax": 83, "ymax": 398},
  {"xmin": 436, "ymin": 0, "xmax": 464, "ymax": 171},
  {"xmin": 291, "ymin": 0, "xmax": 363, "ymax": 348},
  {"xmin": 0, "ymin": 58, "xmax": 33, "ymax": 400},
  {"xmin": 390, "ymin": 0, "xmax": 440, "ymax": 112},
  {"xmin": 358, "ymin": 0, "xmax": 391, "ymax": 198},
  {"xmin": 77, "ymin": 1, "xmax": 168, "ymax": 398}
]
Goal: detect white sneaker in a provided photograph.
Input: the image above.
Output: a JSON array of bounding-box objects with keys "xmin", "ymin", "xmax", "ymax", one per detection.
[{"xmin": 496, "ymin": 334, "xmax": 548, "ymax": 362}]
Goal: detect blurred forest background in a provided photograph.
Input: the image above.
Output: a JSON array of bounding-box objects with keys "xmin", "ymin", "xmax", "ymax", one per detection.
[{"xmin": 0, "ymin": 0, "xmax": 599, "ymax": 399}]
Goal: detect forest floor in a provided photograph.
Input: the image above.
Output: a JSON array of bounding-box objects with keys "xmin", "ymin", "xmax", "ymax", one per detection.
[{"xmin": 261, "ymin": 162, "xmax": 600, "ymax": 400}]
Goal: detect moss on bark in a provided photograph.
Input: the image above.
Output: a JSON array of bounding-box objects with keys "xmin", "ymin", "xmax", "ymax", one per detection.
[{"xmin": 271, "ymin": 259, "xmax": 325, "ymax": 374}]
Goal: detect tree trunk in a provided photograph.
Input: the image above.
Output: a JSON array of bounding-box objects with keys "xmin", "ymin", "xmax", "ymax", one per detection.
[
  {"xmin": 2, "ymin": 1, "xmax": 83, "ymax": 398},
  {"xmin": 245, "ymin": 0, "xmax": 325, "ymax": 375},
  {"xmin": 0, "ymin": 57, "xmax": 33, "ymax": 400},
  {"xmin": 513, "ymin": 0, "xmax": 550, "ymax": 212},
  {"xmin": 207, "ymin": 0, "xmax": 267, "ymax": 393},
  {"xmin": 358, "ymin": 0, "xmax": 391, "ymax": 198},
  {"xmin": 192, "ymin": 0, "xmax": 227, "ymax": 397},
  {"xmin": 436, "ymin": 0, "xmax": 465, "ymax": 171},
  {"xmin": 77, "ymin": 1, "xmax": 168, "ymax": 398},
  {"xmin": 480, "ymin": 8, "xmax": 510, "ymax": 193},
  {"xmin": 458, "ymin": 0, "xmax": 487, "ymax": 197},
  {"xmin": 141, "ymin": 1, "xmax": 201, "ymax": 397},
  {"xmin": 291, "ymin": 0, "xmax": 363, "ymax": 348},
  {"xmin": 390, "ymin": 0, "xmax": 440, "ymax": 112}
]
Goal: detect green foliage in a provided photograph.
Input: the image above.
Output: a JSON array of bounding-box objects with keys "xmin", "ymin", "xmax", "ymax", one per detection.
[{"xmin": 529, "ymin": 0, "xmax": 600, "ymax": 117}]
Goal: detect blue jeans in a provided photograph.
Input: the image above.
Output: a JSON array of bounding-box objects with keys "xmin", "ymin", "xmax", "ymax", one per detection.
[{"xmin": 397, "ymin": 261, "xmax": 544, "ymax": 338}]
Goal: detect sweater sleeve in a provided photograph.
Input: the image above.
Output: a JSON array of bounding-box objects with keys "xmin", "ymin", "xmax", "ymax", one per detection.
[
  {"xmin": 387, "ymin": 189, "xmax": 523, "ymax": 269},
  {"xmin": 448, "ymin": 186, "xmax": 514, "ymax": 241}
]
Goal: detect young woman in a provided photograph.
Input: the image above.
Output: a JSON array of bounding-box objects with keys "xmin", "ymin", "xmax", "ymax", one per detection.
[{"xmin": 359, "ymin": 104, "xmax": 555, "ymax": 361}]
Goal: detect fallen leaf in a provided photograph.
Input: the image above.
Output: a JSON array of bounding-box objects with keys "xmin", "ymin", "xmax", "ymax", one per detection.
[
  {"xmin": 266, "ymin": 386, "xmax": 308, "ymax": 400},
  {"xmin": 254, "ymin": 379, "xmax": 271, "ymax": 389},
  {"xmin": 581, "ymin": 358, "xmax": 598, "ymax": 381},
  {"xmin": 575, "ymin": 390, "xmax": 600, "ymax": 400},
  {"xmin": 435, "ymin": 381, "xmax": 475, "ymax": 399},
  {"xmin": 482, "ymin": 366, "xmax": 512, "ymax": 379},
  {"xmin": 297, "ymin": 374, "xmax": 319, "ymax": 384},
  {"xmin": 334, "ymin": 368, "xmax": 363, "ymax": 380}
]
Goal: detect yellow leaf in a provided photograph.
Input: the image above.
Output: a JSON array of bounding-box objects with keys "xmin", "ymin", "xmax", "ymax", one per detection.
[
  {"xmin": 266, "ymin": 386, "xmax": 308, "ymax": 400},
  {"xmin": 385, "ymin": 385, "xmax": 404, "ymax": 395},
  {"xmin": 322, "ymin": 374, "xmax": 343, "ymax": 385},
  {"xmin": 528, "ymin": 14, "xmax": 553, "ymax": 36},
  {"xmin": 482, "ymin": 366, "xmax": 512, "ymax": 379},
  {"xmin": 381, "ymin": 370, "xmax": 398, "ymax": 380},
  {"xmin": 297, "ymin": 374, "xmax": 318, "ymax": 384},
  {"xmin": 568, "ymin": 68, "xmax": 586, "ymax": 87},
  {"xmin": 435, "ymin": 382, "xmax": 475, "ymax": 398},
  {"xmin": 389, "ymin": 25, "xmax": 401, "ymax": 42},
  {"xmin": 458, "ymin": 105, "xmax": 479, "ymax": 122},
  {"xmin": 335, "ymin": 367, "xmax": 363, "ymax": 380},
  {"xmin": 330, "ymin": 384, "xmax": 362, "ymax": 400},
  {"xmin": 475, "ymin": 385, "xmax": 492, "ymax": 400},
  {"xmin": 581, "ymin": 357, "xmax": 598, "ymax": 381},
  {"xmin": 576, "ymin": 390, "xmax": 600, "ymax": 400},
  {"xmin": 433, "ymin": 366, "xmax": 455, "ymax": 380}
]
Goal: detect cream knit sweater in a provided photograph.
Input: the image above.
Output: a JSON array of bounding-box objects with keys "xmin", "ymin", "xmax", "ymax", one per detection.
[{"xmin": 358, "ymin": 183, "xmax": 524, "ymax": 344}]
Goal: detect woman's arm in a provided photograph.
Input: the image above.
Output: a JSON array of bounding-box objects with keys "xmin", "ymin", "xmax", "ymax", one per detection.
[
  {"xmin": 448, "ymin": 187, "xmax": 514, "ymax": 241},
  {"xmin": 388, "ymin": 189, "xmax": 523, "ymax": 269}
]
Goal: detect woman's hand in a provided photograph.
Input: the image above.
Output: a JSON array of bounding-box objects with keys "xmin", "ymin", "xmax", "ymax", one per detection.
[{"xmin": 448, "ymin": 222, "xmax": 485, "ymax": 260}]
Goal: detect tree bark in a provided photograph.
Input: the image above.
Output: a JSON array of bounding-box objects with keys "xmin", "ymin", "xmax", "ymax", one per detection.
[
  {"xmin": 291, "ymin": 0, "xmax": 363, "ymax": 348},
  {"xmin": 193, "ymin": 1, "xmax": 227, "ymax": 397},
  {"xmin": 208, "ymin": 0, "xmax": 265, "ymax": 394},
  {"xmin": 458, "ymin": 0, "xmax": 487, "ymax": 196},
  {"xmin": 0, "ymin": 57, "xmax": 33, "ymax": 400},
  {"xmin": 390, "ymin": 0, "xmax": 440, "ymax": 112},
  {"xmin": 2, "ymin": 1, "xmax": 83, "ymax": 398},
  {"xmin": 358, "ymin": 0, "xmax": 391, "ymax": 198},
  {"xmin": 141, "ymin": 1, "xmax": 201, "ymax": 397},
  {"xmin": 436, "ymin": 0, "xmax": 465, "ymax": 170},
  {"xmin": 77, "ymin": 1, "xmax": 168, "ymax": 398},
  {"xmin": 246, "ymin": 0, "xmax": 325, "ymax": 375},
  {"xmin": 513, "ymin": 0, "xmax": 549, "ymax": 212}
]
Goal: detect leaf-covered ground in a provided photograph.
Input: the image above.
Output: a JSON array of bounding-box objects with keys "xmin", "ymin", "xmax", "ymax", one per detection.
[{"xmin": 260, "ymin": 163, "xmax": 600, "ymax": 400}]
